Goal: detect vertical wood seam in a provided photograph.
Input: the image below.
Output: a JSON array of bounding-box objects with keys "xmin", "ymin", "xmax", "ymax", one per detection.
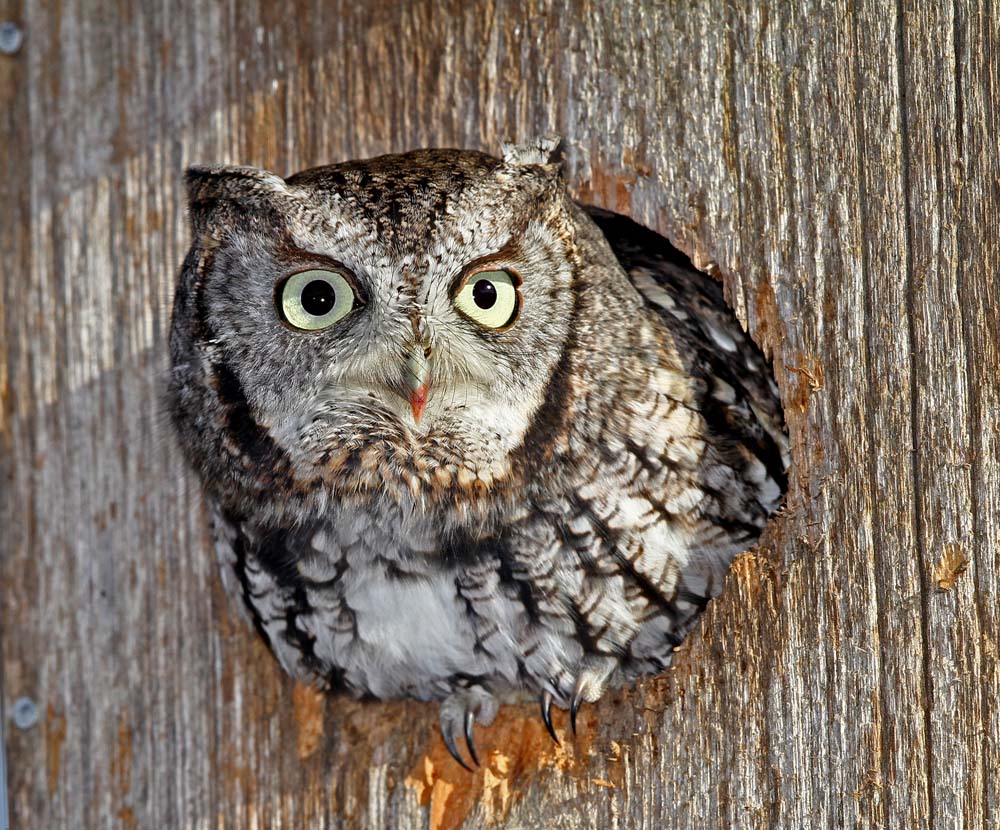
[
  {"xmin": 720, "ymin": 11, "xmax": 778, "ymax": 828},
  {"xmin": 894, "ymin": 0, "xmax": 937, "ymax": 823},
  {"xmin": 848, "ymin": 5, "xmax": 893, "ymax": 823},
  {"xmin": 951, "ymin": 4, "xmax": 991, "ymax": 827},
  {"xmin": 0, "ymin": 0, "xmax": 30, "ymax": 820},
  {"xmin": 722, "ymin": 11, "xmax": 751, "ymax": 335}
]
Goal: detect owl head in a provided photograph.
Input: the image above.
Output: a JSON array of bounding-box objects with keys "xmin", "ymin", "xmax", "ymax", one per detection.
[{"xmin": 169, "ymin": 139, "xmax": 639, "ymax": 523}]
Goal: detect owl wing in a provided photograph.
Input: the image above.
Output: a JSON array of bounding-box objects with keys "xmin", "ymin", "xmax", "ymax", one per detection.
[
  {"xmin": 209, "ymin": 503, "xmax": 345, "ymax": 688},
  {"xmin": 585, "ymin": 206, "xmax": 789, "ymax": 506}
]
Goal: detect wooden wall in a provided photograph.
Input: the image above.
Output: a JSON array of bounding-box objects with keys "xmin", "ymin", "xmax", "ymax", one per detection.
[{"xmin": 1, "ymin": 1, "xmax": 997, "ymax": 827}]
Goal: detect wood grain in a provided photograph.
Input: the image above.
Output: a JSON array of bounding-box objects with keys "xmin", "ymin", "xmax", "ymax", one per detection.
[{"xmin": 2, "ymin": 1, "xmax": 996, "ymax": 828}]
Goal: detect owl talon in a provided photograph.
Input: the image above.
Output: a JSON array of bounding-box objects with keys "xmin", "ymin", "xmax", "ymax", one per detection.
[
  {"xmin": 439, "ymin": 686, "xmax": 498, "ymax": 771},
  {"xmin": 540, "ymin": 690, "xmax": 560, "ymax": 744},
  {"xmin": 464, "ymin": 708, "xmax": 480, "ymax": 767},
  {"xmin": 442, "ymin": 721, "xmax": 475, "ymax": 771},
  {"xmin": 570, "ymin": 690, "xmax": 584, "ymax": 736},
  {"xmin": 570, "ymin": 673, "xmax": 592, "ymax": 736}
]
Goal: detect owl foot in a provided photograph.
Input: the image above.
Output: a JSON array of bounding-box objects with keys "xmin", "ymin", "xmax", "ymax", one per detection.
[
  {"xmin": 439, "ymin": 686, "xmax": 498, "ymax": 771},
  {"xmin": 540, "ymin": 660, "xmax": 618, "ymax": 742},
  {"xmin": 570, "ymin": 659, "xmax": 618, "ymax": 734},
  {"xmin": 538, "ymin": 683, "xmax": 587, "ymax": 743}
]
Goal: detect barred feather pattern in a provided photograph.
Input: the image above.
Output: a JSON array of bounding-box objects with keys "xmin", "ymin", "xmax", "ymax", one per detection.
[{"xmin": 169, "ymin": 145, "xmax": 787, "ymax": 762}]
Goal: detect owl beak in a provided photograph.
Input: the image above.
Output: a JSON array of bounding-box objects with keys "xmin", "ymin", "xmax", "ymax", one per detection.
[{"xmin": 406, "ymin": 349, "xmax": 431, "ymax": 424}]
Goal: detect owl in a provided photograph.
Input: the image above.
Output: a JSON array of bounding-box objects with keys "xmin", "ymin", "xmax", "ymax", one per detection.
[{"xmin": 168, "ymin": 137, "xmax": 787, "ymax": 769}]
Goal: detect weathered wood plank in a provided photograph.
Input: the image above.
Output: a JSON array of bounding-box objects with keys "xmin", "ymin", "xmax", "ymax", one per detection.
[
  {"xmin": 956, "ymin": 4, "xmax": 1000, "ymax": 825},
  {"xmin": 0, "ymin": 5, "xmax": 28, "ymax": 830},
  {"xmin": 1, "ymin": 2, "xmax": 996, "ymax": 828},
  {"xmin": 901, "ymin": 6, "xmax": 983, "ymax": 827}
]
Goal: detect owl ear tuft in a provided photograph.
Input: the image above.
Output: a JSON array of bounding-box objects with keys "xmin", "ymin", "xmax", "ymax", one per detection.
[
  {"xmin": 500, "ymin": 134, "xmax": 563, "ymax": 167},
  {"xmin": 184, "ymin": 165, "xmax": 288, "ymax": 237}
]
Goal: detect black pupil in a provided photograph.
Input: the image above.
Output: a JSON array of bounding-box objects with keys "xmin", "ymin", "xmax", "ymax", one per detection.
[
  {"xmin": 472, "ymin": 279, "xmax": 497, "ymax": 309},
  {"xmin": 300, "ymin": 279, "xmax": 336, "ymax": 316}
]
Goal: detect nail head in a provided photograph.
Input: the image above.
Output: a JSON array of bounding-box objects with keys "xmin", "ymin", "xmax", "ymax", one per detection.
[
  {"xmin": 11, "ymin": 696, "xmax": 39, "ymax": 730},
  {"xmin": 0, "ymin": 21, "xmax": 24, "ymax": 55}
]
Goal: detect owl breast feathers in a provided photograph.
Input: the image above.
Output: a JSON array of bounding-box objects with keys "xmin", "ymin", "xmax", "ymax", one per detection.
[{"xmin": 168, "ymin": 140, "xmax": 787, "ymax": 768}]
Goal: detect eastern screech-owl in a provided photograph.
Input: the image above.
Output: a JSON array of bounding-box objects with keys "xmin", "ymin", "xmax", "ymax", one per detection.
[{"xmin": 169, "ymin": 137, "xmax": 787, "ymax": 768}]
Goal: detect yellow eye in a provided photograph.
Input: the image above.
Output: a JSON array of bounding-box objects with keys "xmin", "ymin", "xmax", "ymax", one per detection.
[
  {"xmin": 278, "ymin": 269, "xmax": 356, "ymax": 331},
  {"xmin": 453, "ymin": 269, "xmax": 520, "ymax": 329}
]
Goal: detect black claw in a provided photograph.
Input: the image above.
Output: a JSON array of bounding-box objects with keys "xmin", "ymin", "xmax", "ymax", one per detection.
[
  {"xmin": 540, "ymin": 691, "xmax": 560, "ymax": 745},
  {"xmin": 464, "ymin": 709, "xmax": 480, "ymax": 767},
  {"xmin": 442, "ymin": 723, "xmax": 475, "ymax": 772},
  {"xmin": 570, "ymin": 691, "xmax": 583, "ymax": 736}
]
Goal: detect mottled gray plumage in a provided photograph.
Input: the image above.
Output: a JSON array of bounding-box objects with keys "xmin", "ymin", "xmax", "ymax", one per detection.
[{"xmin": 168, "ymin": 140, "xmax": 787, "ymax": 767}]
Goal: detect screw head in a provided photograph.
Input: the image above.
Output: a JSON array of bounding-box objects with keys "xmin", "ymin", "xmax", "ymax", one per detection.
[
  {"xmin": 11, "ymin": 696, "xmax": 39, "ymax": 730},
  {"xmin": 0, "ymin": 21, "xmax": 24, "ymax": 55}
]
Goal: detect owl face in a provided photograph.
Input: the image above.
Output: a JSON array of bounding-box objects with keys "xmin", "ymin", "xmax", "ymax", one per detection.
[{"xmin": 173, "ymin": 150, "xmax": 591, "ymax": 514}]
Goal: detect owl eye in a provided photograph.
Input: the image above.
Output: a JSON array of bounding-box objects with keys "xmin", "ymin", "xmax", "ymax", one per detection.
[
  {"xmin": 278, "ymin": 269, "xmax": 356, "ymax": 331},
  {"xmin": 453, "ymin": 268, "xmax": 521, "ymax": 329}
]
